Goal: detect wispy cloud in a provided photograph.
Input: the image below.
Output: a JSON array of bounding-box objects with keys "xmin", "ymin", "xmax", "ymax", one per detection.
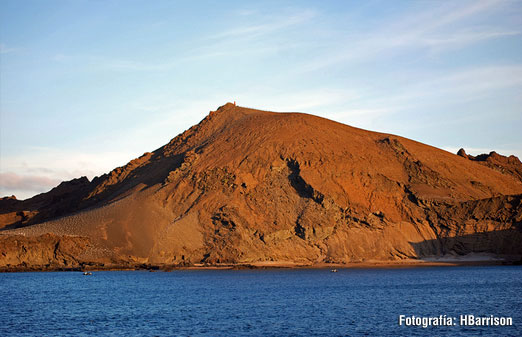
[
  {"xmin": 0, "ymin": 147, "xmax": 142, "ymax": 200},
  {"xmin": 381, "ymin": 65, "xmax": 522, "ymax": 109},
  {"xmin": 1, "ymin": 1, "xmax": 520, "ymax": 200},
  {"xmin": 237, "ymin": 88, "xmax": 359, "ymax": 112},
  {"xmin": 56, "ymin": 8, "xmax": 316, "ymax": 73},
  {"xmin": 210, "ymin": 9, "xmax": 316, "ymax": 40},
  {"xmin": 235, "ymin": 9, "xmax": 257, "ymax": 17},
  {"xmin": 425, "ymin": 65, "xmax": 522, "ymax": 93},
  {"xmin": 319, "ymin": 64, "xmax": 522, "ymax": 131},
  {"xmin": 1, "ymin": 147, "xmax": 136, "ymax": 183},
  {"xmin": 182, "ymin": 8, "xmax": 316, "ymax": 62},
  {"xmin": 0, "ymin": 172, "xmax": 61, "ymax": 193},
  {"xmin": 99, "ymin": 58, "xmax": 178, "ymax": 71},
  {"xmin": 50, "ymin": 53, "xmax": 180, "ymax": 72},
  {"xmin": 298, "ymin": 0, "xmax": 518, "ymax": 72},
  {"xmin": 0, "ymin": 43, "xmax": 17, "ymax": 54},
  {"xmin": 420, "ymin": 30, "xmax": 520, "ymax": 48},
  {"xmin": 324, "ymin": 107, "xmax": 396, "ymax": 123},
  {"xmin": 425, "ymin": 0, "xmax": 503, "ymax": 29}
]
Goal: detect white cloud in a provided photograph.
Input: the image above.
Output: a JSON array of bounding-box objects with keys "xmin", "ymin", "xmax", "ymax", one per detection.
[
  {"xmin": 0, "ymin": 147, "xmax": 139, "ymax": 199},
  {"xmin": 0, "ymin": 172, "xmax": 61, "ymax": 191}
]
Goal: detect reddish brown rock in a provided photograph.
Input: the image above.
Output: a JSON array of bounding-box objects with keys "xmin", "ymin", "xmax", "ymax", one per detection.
[
  {"xmin": 1, "ymin": 103, "xmax": 522, "ymax": 270},
  {"xmin": 457, "ymin": 149, "xmax": 522, "ymax": 182},
  {"xmin": 0, "ymin": 233, "xmax": 92, "ymax": 271}
]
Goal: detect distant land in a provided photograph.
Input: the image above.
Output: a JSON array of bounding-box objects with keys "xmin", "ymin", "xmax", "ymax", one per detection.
[{"xmin": 1, "ymin": 103, "xmax": 521, "ymax": 271}]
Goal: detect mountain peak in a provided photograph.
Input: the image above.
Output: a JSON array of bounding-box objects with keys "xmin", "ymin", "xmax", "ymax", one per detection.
[
  {"xmin": 219, "ymin": 101, "xmax": 236, "ymax": 109},
  {"xmin": 210, "ymin": 102, "xmax": 238, "ymax": 116},
  {"xmin": 198, "ymin": 102, "xmax": 271, "ymax": 135}
]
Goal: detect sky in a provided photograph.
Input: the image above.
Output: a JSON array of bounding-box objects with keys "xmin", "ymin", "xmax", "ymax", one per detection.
[{"xmin": 1, "ymin": 0, "xmax": 521, "ymax": 200}]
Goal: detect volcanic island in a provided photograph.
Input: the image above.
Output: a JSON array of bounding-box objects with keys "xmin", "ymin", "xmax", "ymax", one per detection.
[{"xmin": 1, "ymin": 103, "xmax": 521, "ymax": 271}]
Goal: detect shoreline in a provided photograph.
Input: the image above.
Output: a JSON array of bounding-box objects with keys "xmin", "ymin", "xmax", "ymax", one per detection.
[{"xmin": 1, "ymin": 258, "xmax": 519, "ymax": 273}]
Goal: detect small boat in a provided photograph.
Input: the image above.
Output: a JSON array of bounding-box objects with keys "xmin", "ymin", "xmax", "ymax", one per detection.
[
  {"xmin": 331, "ymin": 269, "xmax": 338, "ymax": 273},
  {"xmin": 83, "ymin": 271, "xmax": 93, "ymax": 275}
]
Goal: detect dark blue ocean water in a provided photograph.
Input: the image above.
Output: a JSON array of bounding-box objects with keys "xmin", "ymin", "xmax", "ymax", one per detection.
[{"xmin": 1, "ymin": 266, "xmax": 521, "ymax": 336}]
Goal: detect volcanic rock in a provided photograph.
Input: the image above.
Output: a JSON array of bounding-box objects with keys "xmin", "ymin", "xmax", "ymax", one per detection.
[
  {"xmin": 457, "ymin": 149, "xmax": 522, "ymax": 182},
  {"xmin": 1, "ymin": 103, "xmax": 522, "ymax": 270}
]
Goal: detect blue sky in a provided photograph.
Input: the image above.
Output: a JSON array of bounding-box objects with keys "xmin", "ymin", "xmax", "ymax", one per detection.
[{"xmin": 1, "ymin": 0, "xmax": 521, "ymax": 199}]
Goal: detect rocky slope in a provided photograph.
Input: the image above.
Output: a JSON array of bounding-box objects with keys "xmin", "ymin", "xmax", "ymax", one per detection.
[
  {"xmin": 1, "ymin": 103, "xmax": 522, "ymax": 271},
  {"xmin": 457, "ymin": 148, "xmax": 522, "ymax": 182}
]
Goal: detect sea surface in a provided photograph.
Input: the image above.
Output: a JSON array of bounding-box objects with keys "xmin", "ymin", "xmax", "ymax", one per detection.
[{"xmin": 1, "ymin": 266, "xmax": 521, "ymax": 336}]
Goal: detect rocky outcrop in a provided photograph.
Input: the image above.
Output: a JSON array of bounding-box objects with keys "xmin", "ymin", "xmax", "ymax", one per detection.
[
  {"xmin": 457, "ymin": 148, "xmax": 522, "ymax": 182},
  {"xmin": 0, "ymin": 233, "xmax": 93, "ymax": 271},
  {"xmin": 1, "ymin": 103, "xmax": 522, "ymax": 271}
]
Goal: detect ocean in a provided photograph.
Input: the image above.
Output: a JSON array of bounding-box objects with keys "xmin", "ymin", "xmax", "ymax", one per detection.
[{"xmin": 1, "ymin": 266, "xmax": 521, "ymax": 336}]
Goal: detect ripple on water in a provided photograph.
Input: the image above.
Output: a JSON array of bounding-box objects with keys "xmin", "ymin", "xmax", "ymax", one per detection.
[{"xmin": 1, "ymin": 266, "xmax": 521, "ymax": 336}]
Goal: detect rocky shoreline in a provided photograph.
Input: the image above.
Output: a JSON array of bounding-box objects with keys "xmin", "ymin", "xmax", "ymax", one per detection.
[{"xmin": 2, "ymin": 257, "xmax": 520, "ymax": 273}]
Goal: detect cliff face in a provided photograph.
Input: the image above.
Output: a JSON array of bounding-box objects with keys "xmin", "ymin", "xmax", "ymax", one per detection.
[{"xmin": 1, "ymin": 103, "xmax": 522, "ymax": 270}]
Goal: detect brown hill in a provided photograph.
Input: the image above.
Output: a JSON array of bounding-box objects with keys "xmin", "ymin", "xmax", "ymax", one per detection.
[{"xmin": 1, "ymin": 103, "xmax": 522, "ymax": 270}]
